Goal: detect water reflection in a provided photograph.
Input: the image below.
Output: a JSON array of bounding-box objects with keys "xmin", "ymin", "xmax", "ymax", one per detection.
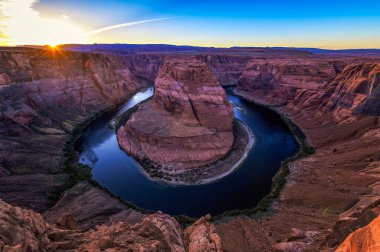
[{"xmin": 76, "ymin": 87, "xmax": 299, "ymax": 217}]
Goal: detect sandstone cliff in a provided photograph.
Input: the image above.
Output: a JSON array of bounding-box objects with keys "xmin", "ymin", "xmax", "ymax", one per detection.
[
  {"xmin": 336, "ymin": 213, "xmax": 380, "ymax": 252},
  {"xmin": 117, "ymin": 57, "xmax": 234, "ymax": 171},
  {"xmin": 229, "ymin": 57, "xmax": 380, "ymax": 251},
  {"xmin": 197, "ymin": 54, "xmax": 252, "ymax": 86},
  {"xmin": 0, "ymin": 48, "xmax": 148, "ymax": 211},
  {"xmin": 236, "ymin": 58, "xmax": 343, "ymax": 106},
  {"xmin": 236, "ymin": 58, "xmax": 380, "ymax": 122},
  {"xmin": 321, "ymin": 63, "xmax": 380, "ymax": 121}
]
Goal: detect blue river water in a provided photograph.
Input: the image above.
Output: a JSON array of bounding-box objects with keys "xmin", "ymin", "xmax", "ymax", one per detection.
[{"xmin": 77, "ymin": 87, "xmax": 299, "ymax": 217}]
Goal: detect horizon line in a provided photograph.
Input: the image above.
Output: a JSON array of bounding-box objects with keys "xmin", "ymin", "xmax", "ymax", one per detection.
[{"xmin": 4, "ymin": 43, "xmax": 380, "ymax": 51}]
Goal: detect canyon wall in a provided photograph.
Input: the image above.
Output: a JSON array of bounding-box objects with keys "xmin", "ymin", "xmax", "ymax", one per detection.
[
  {"xmin": 117, "ymin": 57, "xmax": 234, "ymax": 171},
  {"xmin": 335, "ymin": 213, "xmax": 380, "ymax": 252},
  {"xmin": 229, "ymin": 57, "xmax": 380, "ymax": 251},
  {"xmin": 1, "ymin": 46, "xmax": 379, "ymax": 251},
  {"xmin": 197, "ymin": 54, "xmax": 252, "ymax": 86},
  {"xmin": 0, "ymin": 48, "xmax": 148, "ymax": 211},
  {"xmin": 236, "ymin": 58, "xmax": 344, "ymax": 106},
  {"xmin": 236, "ymin": 58, "xmax": 380, "ymax": 121}
]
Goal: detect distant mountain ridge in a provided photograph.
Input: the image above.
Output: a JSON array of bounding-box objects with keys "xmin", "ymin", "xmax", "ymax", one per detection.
[{"xmin": 11, "ymin": 43, "xmax": 380, "ymax": 55}]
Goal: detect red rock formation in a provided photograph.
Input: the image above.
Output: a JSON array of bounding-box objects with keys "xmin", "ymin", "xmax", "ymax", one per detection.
[
  {"xmin": 184, "ymin": 214, "xmax": 222, "ymax": 252},
  {"xmin": 336, "ymin": 214, "xmax": 380, "ymax": 252},
  {"xmin": 236, "ymin": 58, "xmax": 380, "ymax": 123},
  {"xmin": 236, "ymin": 58, "xmax": 342, "ymax": 105},
  {"xmin": 117, "ymin": 57, "xmax": 234, "ymax": 170},
  {"xmin": 0, "ymin": 198, "xmax": 221, "ymax": 252},
  {"xmin": 230, "ymin": 57, "xmax": 380, "ymax": 251},
  {"xmin": 0, "ymin": 48, "xmax": 148, "ymax": 211},
  {"xmin": 321, "ymin": 63, "xmax": 380, "ymax": 120},
  {"xmin": 0, "ymin": 199, "xmax": 51, "ymax": 251},
  {"xmin": 197, "ymin": 54, "xmax": 252, "ymax": 86}
]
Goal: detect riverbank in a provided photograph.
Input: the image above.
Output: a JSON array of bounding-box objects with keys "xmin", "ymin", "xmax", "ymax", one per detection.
[
  {"xmin": 58, "ymin": 87, "xmax": 152, "ymax": 210},
  {"xmin": 213, "ymin": 88, "xmax": 380, "ymax": 251},
  {"xmin": 208, "ymin": 88, "xmax": 314, "ymax": 219}
]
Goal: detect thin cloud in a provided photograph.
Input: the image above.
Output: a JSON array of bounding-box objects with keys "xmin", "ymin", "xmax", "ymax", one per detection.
[{"xmin": 84, "ymin": 17, "xmax": 175, "ymax": 37}]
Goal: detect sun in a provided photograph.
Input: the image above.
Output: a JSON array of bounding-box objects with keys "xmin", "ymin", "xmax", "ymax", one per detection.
[
  {"xmin": 48, "ymin": 43, "xmax": 58, "ymax": 48},
  {"xmin": 1, "ymin": 0, "xmax": 87, "ymax": 46}
]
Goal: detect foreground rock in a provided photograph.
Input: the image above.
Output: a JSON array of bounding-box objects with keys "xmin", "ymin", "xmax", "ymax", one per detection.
[
  {"xmin": 336, "ymin": 213, "xmax": 380, "ymax": 252},
  {"xmin": 117, "ymin": 57, "xmax": 234, "ymax": 173},
  {"xmin": 184, "ymin": 214, "xmax": 222, "ymax": 252},
  {"xmin": 0, "ymin": 199, "xmax": 221, "ymax": 252}
]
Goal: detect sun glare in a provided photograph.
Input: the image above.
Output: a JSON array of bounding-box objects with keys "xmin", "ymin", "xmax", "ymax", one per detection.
[{"xmin": 0, "ymin": 0, "xmax": 87, "ymax": 46}]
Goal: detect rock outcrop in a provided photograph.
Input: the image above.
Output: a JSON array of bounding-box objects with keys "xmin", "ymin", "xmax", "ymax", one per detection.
[
  {"xmin": 236, "ymin": 58, "xmax": 343, "ymax": 105},
  {"xmin": 197, "ymin": 54, "xmax": 252, "ymax": 86},
  {"xmin": 321, "ymin": 63, "xmax": 380, "ymax": 120},
  {"xmin": 117, "ymin": 57, "xmax": 234, "ymax": 171},
  {"xmin": 236, "ymin": 58, "xmax": 380, "ymax": 122},
  {"xmin": 336, "ymin": 214, "xmax": 380, "ymax": 252},
  {"xmin": 0, "ymin": 198, "xmax": 221, "ymax": 252},
  {"xmin": 0, "ymin": 199, "xmax": 51, "ymax": 251},
  {"xmin": 184, "ymin": 214, "xmax": 222, "ymax": 252},
  {"xmin": 324, "ymin": 199, "xmax": 380, "ymax": 248}
]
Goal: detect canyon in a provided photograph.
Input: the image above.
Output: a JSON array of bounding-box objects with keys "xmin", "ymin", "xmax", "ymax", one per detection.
[{"xmin": 0, "ymin": 45, "xmax": 379, "ymax": 251}]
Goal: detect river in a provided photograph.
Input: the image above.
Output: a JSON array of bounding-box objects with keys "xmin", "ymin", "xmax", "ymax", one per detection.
[{"xmin": 76, "ymin": 87, "xmax": 299, "ymax": 217}]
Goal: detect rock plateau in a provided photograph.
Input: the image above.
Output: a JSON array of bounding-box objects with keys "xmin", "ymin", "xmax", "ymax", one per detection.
[{"xmin": 117, "ymin": 57, "xmax": 234, "ymax": 171}]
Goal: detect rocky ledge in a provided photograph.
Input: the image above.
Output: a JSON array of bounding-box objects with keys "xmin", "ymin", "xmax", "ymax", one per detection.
[
  {"xmin": 0, "ymin": 198, "xmax": 221, "ymax": 252},
  {"xmin": 117, "ymin": 57, "xmax": 247, "ymax": 183}
]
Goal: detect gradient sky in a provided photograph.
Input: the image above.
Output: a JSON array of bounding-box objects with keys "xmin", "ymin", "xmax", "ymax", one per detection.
[{"xmin": 1, "ymin": 0, "xmax": 379, "ymax": 48}]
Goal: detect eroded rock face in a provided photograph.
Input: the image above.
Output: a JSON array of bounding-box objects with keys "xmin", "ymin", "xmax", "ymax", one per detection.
[
  {"xmin": 117, "ymin": 57, "xmax": 234, "ymax": 170},
  {"xmin": 184, "ymin": 214, "xmax": 222, "ymax": 252},
  {"xmin": 321, "ymin": 63, "xmax": 380, "ymax": 119},
  {"xmin": 323, "ymin": 200, "xmax": 380, "ymax": 248},
  {"xmin": 0, "ymin": 199, "xmax": 222, "ymax": 252},
  {"xmin": 197, "ymin": 54, "xmax": 252, "ymax": 86},
  {"xmin": 236, "ymin": 58, "xmax": 342, "ymax": 105},
  {"xmin": 0, "ymin": 48, "xmax": 148, "ymax": 211},
  {"xmin": 336, "ymin": 214, "xmax": 380, "ymax": 252},
  {"xmin": 236, "ymin": 59, "xmax": 380, "ymax": 123},
  {"xmin": 0, "ymin": 199, "xmax": 51, "ymax": 251}
]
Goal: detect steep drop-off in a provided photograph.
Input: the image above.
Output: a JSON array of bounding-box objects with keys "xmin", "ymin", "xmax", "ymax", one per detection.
[
  {"xmin": 230, "ymin": 59, "xmax": 380, "ymax": 251},
  {"xmin": 0, "ymin": 48, "xmax": 148, "ymax": 211},
  {"xmin": 336, "ymin": 213, "xmax": 380, "ymax": 252}
]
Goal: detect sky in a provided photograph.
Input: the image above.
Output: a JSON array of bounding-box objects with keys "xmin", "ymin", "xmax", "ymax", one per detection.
[{"xmin": 0, "ymin": 0, "xmax": 379, "ymax": 49}]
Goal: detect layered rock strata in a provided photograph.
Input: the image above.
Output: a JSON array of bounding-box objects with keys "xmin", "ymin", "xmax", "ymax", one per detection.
[
  {"xmin": 117, "ymin": 57, "xmax": 234, "ymax": 171},
  {"xmin": 0, "ymin": 48, "xmax": 150, "ymax": 211},
  {"xmin": 0, "ymin": 199, "xmax": 221, "ymax": 252},
  {"xmin": 225, "ymin": 59, "xmax": 380, "ymax": 251}
]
